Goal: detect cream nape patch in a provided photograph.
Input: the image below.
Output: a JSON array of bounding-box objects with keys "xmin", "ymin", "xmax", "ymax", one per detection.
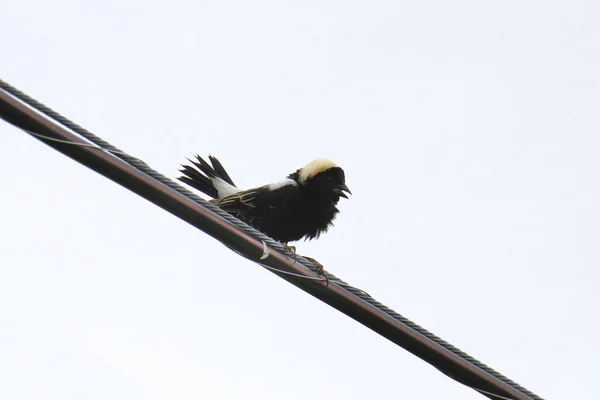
[{"xmin": 298, "ymin": 158, "xmax": 338, "ymax": 184}]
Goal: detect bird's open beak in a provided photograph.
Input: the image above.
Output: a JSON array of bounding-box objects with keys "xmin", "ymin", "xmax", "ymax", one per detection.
[{"xmin": 334, "ymin": 183, "xmax": 352, "ymax": 199}]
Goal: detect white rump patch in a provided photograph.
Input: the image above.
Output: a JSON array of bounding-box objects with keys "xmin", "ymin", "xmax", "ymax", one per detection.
[
  {"xmin": 212, "ymin": 177, "xmax": 239, "ymax": 198},
  {"xmin": 267, "ymin": 178, "xmax": 297, "ymax": 191},
  {"xmin": 298, "ymin": 158, "xmax": 338, "ymax": 183}
]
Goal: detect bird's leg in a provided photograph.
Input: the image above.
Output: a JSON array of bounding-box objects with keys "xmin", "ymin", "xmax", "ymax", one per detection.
[
  {"xmin": 303, "ymin": 256, "xmax": 329, "ymax": 288},
  {"xmin": 282, "ymin": 243, "xmax": 296, "ymax": 255},
  {"xmin": 281, "ymin": 243, "xmax": 328, "ymax": 287},
  {"xmin": 281, "ymin": 243, "xmax": 298, "ymax": 266}
]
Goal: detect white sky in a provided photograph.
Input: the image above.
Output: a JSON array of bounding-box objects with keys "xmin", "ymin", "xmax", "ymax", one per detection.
[{"xmin": 2, "ymin": 1, "xmax": 599, "ymax": 399}]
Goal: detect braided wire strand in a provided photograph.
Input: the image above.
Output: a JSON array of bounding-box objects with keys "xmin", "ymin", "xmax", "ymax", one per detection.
[{"xmin": 0, "ymin": 79, "xmax": 542, "ymax": 400}]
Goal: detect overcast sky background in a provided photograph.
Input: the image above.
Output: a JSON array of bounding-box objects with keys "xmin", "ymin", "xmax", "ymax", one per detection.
[{"xmin": 2, "ymin": 1, "xmax": 599, "ymax": 399}]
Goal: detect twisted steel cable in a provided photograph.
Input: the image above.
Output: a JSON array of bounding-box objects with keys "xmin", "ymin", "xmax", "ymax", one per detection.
[{"xmin": 0, "ymin": 78, "xmax": 543, "ymax": 400}]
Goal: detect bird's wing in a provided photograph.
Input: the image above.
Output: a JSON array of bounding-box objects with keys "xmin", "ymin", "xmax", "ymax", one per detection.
[
  {"xmin": 215, "ymin": 188, "xmax": 262, "ymax": 213},
  {"xmin": 215, "ymin": 182, "xmax": 298, "ymax": 214}
]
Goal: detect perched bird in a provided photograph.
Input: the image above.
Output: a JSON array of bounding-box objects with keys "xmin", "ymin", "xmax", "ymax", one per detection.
[{"xmin": 178, "ymin": 155, "xmax": 351, "ymax": 244}]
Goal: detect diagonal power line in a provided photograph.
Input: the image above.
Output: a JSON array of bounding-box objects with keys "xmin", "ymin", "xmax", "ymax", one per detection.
[{"xmin": 0, "ymin": 79, "xmax": 543, "ymax": 400}]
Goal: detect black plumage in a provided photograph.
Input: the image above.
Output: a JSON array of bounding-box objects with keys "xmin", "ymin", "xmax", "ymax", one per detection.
[{"xmin": 178, "ymin": 155, "xmax": 351, "ymax": 243}]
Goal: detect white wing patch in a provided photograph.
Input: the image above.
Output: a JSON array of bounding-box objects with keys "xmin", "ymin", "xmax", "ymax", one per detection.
[
  {"xmin": 267, "ymin": 178, "xmax": 298, "ymax": 191},
  {"xmin": 212, "ymin": 177, "xmax": 239, "ymax": 198}
]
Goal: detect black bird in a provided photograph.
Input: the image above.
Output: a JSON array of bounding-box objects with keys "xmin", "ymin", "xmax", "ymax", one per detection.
[{"xmin": 178, "ymin": 155, "xmax": 351, "ymax": 244}]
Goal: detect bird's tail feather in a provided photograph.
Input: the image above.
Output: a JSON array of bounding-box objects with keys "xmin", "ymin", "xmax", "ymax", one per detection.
[
  {"xmin": 207, "ymin": 155, "xmax": 236, "ymax": 187},
  {"xmin": 178, "ymin": 155, "xmax": 237, "ymax": 199}
]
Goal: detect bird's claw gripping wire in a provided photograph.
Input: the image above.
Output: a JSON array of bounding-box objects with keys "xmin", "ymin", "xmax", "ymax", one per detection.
[
  {"xmin": 282, "ymin": 244, "xmax": 296, "ymax": 256},
  {"xmin": 282, "ymin": 244, "xmax": 299, "ymax": 267},
  {"xmin": 282, "ymin": 244, "xmax": 329, "ymax": 286},
  {"xmin": 304, "ymin": 256, "xmax": 329, "ymax": 287}
]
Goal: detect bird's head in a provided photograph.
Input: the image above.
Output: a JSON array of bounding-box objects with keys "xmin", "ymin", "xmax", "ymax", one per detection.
[{"xmin": 290, "ymin": 158, "xmax": 351, "ymax": 201}]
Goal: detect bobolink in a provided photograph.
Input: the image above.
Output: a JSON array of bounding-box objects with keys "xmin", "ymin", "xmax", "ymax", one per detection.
[{"xmin": 178, "ymin": 155, "xmax": 351, "ymax": 244}]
